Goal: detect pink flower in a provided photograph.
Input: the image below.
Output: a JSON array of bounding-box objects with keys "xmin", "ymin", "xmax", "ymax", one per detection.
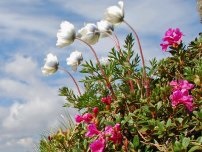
[
  {"xmin": 92, "ymin": 107, "xmax": 99, "ymax": 116},
  {"xmin": 85, "ymin": 123, "xmax": 100, "ymax": 137},
  {"xmin": 104, "ymin": 125, "xmax": 113, "ymax": 136},
  {"xmin": 169, "ymin": 89, "xmax": 194, "ymax": 111},
  {"xmin": 101, "ymin": 96, "xmax": 112, "ymax": 105},
  {"xmin": 104, "ymin": 123, "xmax": 122, "ymax": 144},
  {"xmin": 170, "ymin": 80, "xmax": 194, "ymax": 91},
  {"xmin": 160, "ymin": 28, "xmax": 183, "ymax": 51},
  {"xmin": 75, "ymin": 115, "xmax": 83, "ymax": 123},
  {"xmin": 83, "ymin": 113, "xmax": 93, "ymax": 123},
  {"xmin": 90, "ymin": 138, "xmax": 105, "ymax": 152}
]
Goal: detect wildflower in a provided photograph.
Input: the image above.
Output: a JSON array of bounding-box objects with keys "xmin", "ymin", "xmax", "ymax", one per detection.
[
  {"xmin": 169, "ymin": 89, "xmax": 194, "ymax": 112},
  {"xmin": 85, "ymin": 123, "xmax": 100, "ymax": 137},
  {"xmin": 104, "ymin": 123, "xmax": 122, "ymax": 144},
  {"xmin": 75, "ymin": 115, "xmax": 83, "ymax": 123},
  {"xmin": 56, "ymin": 21, "xmax": 76, "ymax": 47},
  {"xmin": 82, "ymin": 113, "xmax": 94, "ymax": 123},
  {"xmin": 101, "ymin": 96, "xmax": 112, "ymax": 105},
  {"xmin": 97, "ymin": 20, "xmax": 114, "ymax": 38},
  {"xmin": 41, "ymin": 53, "xmax": 59, "ymax": 75},
  {"xmin": 66, "ymin": 50, "xmax": 83, "ymax": 71},
  {"xmin": 100, "ymin": 57, "xmax": 110, "ymax": 65},
  {"xmin": 77, "ymin": 23, "xmax": 100, "ymax": 45},
  {"xmin": 104, "ymin": 1, "xmax": 124, "ymax": 24},
  {"xmin": 90, "ymin": 138, "xmax": 105, "ymax": 152},
  {"xmin": 170, "ymin": 80, "xmax": 194, "ymax": 91},
  {"xmin": 92, "ymin": 107, "xmax": 99, "ymax": 116},
  {"xmin": 160, "ymin": 28, "xmax": 183, "ymax": 51}
]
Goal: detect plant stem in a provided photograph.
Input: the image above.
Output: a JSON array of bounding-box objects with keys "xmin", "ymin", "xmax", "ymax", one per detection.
[
  {"xmin": 76, "ymin": 37, "xmax": 116, "ymax": 99},
  {"xmin": 112, "ymin": 31, "xmax": 122, "ymax": 54},
  {"xmin": 123, "ymin": 20, "xmax": 150, "ymax": 97},
  {"xmin": 59, "ymin": 67, "xmax": 82, "ymax": 96},
  {"xmin": 96, "ymin": 31, "xmax": 121, "ymax": 52},
  {"xmin": 126, "ymin": 46, "xmax": 134, "ymax": 92}
]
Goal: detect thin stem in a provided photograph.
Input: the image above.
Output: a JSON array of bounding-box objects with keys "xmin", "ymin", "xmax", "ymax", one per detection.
[
  {"xmin": 76, "ymin": 37, "xmax": 116, "ymax": 100},
  {"xmin": 123, "ymin": 20, "xmax": 146, "ymax": 69},
  {"xmin": 126, "ymin": 45, "xmax": 134, "ymax": 92},
  {"xmin": 123, "ymin": 20, "xmax": 150, "ymax": 97},
  {"xmin": 112, "ymin": 32, "xmax": 121, "ymax": 50},
  {"xmin": 59, "ymin": 67, "xmax": 81, "ymax": 96},
  {"xmin": 96, "ymin": 31, "xmax": 121, "ymax": 52}
]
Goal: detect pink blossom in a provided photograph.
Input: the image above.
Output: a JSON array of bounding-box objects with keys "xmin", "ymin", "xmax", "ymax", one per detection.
[
  {"xmin": 85, "ymin": 123, "xmax": 100, "ymax": 137},
  {"xmin": 160, "ymin": 28, "xmax": 183, "ymax": 51},
  {"xmin": 170, "ymin": 80, "xmax": 194, "ymax": 91},
  {"xmin": 169, "ymin": 89, "xmax": 194, "ymax": 111},
  {"xmin": 92, "ymin": 107, "xmax": 99, "ymax": 116},
  {"xmin": 104, "ymin": 123, "xmax": 122, "ymax": 144},
  {"xmin": 104, "ymin": 125, "xmax": 113, "ymax": 136},
  {"xmin": 75, "ymin": 115, "xmax": 83, "ymax": 123},
  {"xmin": 90, "ymin": 138, "xmax": 105, "ymax": 152},
  {"xmin": 101, "ymin": 96, "xmax": 112, "ymax": 105},
  {"xmin": 83, "ymin": 113, "xmax": 93, "ymax": 123}
]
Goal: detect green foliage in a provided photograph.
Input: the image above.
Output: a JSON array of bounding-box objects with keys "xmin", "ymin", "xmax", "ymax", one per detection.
[{"xmin": 40, "ymin": 33, "xmax": 202, "ymax": 152}]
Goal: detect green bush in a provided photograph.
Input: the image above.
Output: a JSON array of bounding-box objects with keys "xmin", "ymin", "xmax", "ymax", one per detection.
[{"xmin": 39, "ymin": 1, "xmax": 202, "ymax": 152}]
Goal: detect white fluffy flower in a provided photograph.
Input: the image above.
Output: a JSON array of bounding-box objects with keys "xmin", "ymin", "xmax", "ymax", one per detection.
[
  {"xmin": 56, "ymin": 21, "xmax": 76, "ymax": 47},
  {"xmin": 77, "ymin": 23, "xmax": 100, "ymax": 45},
  {"xmin": 97, "ymin": 20, "xmax": 114, "ymax": 38},
  {"xmin": 66, "ymin": 50, "xmax": 83, "ymax": 71},
  {"xmin": 41, "ymin": 53, "xmax": 59, "ymax": 75},
  {"xmin": 104, "ymin": 1, "xmax": 124, "ymax": 24},
  {"xmin": 100, "ymin": 57, "xmax": 110, "ymax": 65}
]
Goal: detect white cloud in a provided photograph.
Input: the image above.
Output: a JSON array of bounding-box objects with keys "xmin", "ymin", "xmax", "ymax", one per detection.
[
  {"xmin": 17, "ymin": 137, "xmax": 34, "ymax": 148},
  {"xmin": 4, "ymin": 54, "xmax": 39, "ymax": 80},
  {"xmin": 0, "ymin": 54, "xmax": 77, "ymax": 151}
]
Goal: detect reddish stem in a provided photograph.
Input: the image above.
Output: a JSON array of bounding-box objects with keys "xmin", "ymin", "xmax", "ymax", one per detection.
[
  {"xmin": 123, "ymin": 20, "xmax": 149, "ymax": 97},
  {"xmin": 59, "ymin": 67, "xmax": 81, "ymax": 96},
  {"xmin": 76, "ymin": 37, "xmax": 116, "ymax": 99}
]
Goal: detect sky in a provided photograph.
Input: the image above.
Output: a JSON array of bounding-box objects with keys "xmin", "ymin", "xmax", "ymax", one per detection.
[{"xmin": 0, "ymin": 0, "xmax": 201, "ymax": 151}]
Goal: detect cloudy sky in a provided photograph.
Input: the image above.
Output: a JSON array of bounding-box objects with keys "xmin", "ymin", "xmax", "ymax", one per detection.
[{"xmin": 0, "ymin": 0, "xmax": 201, "ymax": 151}]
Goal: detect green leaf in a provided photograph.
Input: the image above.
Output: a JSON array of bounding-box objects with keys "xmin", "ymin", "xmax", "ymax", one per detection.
[
  {"xmin": 177, "ymin": 118, "xmax": 183, "ymax": 123},
  {"xmin": 182, "ymin": 137, "xmax": 190, "ymax": 149},
  {"xmin": 157, "ymin": 101, "xmax": 162, "ymax": 110},
  {"xmin": 198, "ymin": 111, "xmax": 202, "ymax": 119},
  {"xmin": 197, "ymin": 137, "xmax": 202, "ymax": 143},
  {"xmin": 188, "ymin": 146, "xmax": 202, "ymax": 152},
  {"xmin": 174, "ymin": 141, "xmax": 183, "ymax": 152},
  {"xmin": 133, "ymin": 135, "xmax": 139, "ymax": 148},
  {"xmin": 166, "ymin": 118, "xmax": 172, "ymax": 128}
]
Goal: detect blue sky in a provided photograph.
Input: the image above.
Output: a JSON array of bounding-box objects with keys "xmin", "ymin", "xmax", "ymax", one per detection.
[{"xmin": 0, "ymin": 0, "xmax": 201, "ymax": 151}]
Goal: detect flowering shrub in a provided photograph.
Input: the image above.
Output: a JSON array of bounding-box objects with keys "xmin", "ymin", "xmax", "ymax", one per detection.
[{"xmin": 39, "ymin": 1, "xmax": 202, "ymax": 152}]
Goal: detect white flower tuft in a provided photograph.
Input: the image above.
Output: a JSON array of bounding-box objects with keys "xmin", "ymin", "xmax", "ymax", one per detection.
[
  {"xmin": 41, "ymin": 53, "xmax": 59, "ymax": 75},
  {"xmin": 66, "ymin": 50, "xmax": 83, "ymax": 71},
  {"xmin": 56, "ymin": 21, "xmax": 76, "ymax": 47},
  {"xmin": 97, "ymin": 20, "xmax": 114, "ymax": 38},
  {"xmin": 77, "ymin": 23, "xmax": 100, "ymax": 45},
  {"xmin": 104, "ymin": 1, "xmax": 124, "ymax": 24}
]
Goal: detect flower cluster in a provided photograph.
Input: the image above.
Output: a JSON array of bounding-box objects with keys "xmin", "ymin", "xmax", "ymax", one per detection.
[
  {"xmin": 56, "ymin": 1, "xmax": 124, "ymax": 48},
  {"xmin": 160, "ymin": 28, "xmax": 184, "ymax": 51},
  {"xmin": 169, "ymin": 80, "xmax": 194, "ymax": 111},
  {"xmin": 75, "ymin": 113, "xmax": 94, "ymax": 123},
  {"xmin": 75, "ymin": 103, "xmax": 122, "ymax": 152},
  {"xmin": 101, "ymin": 95, "xmax": 112, "ymax": 105},
  {"xmin": 86, "ymin": 123, "xmax": 122, "ymax": 152}
]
